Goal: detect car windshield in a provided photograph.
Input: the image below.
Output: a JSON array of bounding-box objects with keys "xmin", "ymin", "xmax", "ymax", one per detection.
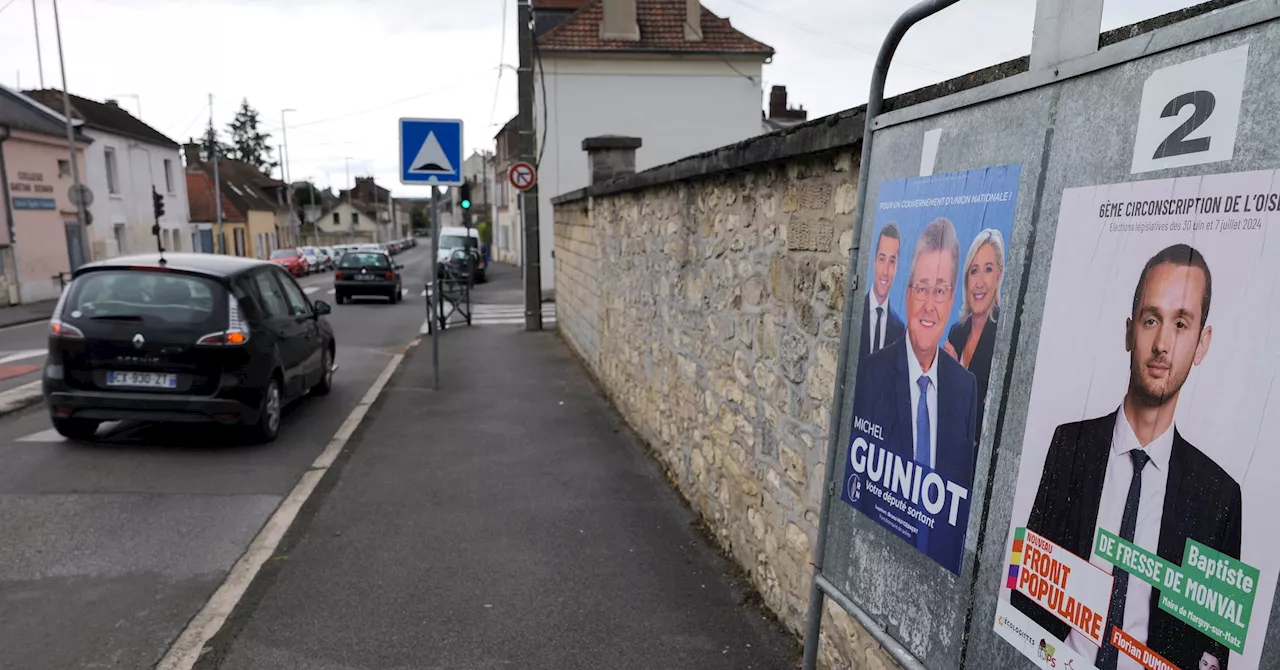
[
  {"xmin": 439, "ymin": 235, "xmax": 477, "ymax": 249},
  {"xmin": 302, "ymin": 248, "xmax": 317, "ymax": 256},
  {"xmin": 67, "ymin": 271, "xmax": 219, "ymax": 325},
  {"xmin": 271, "ymin": 249, "xmax": 298, "ymax": 259},
  {"xmin": 339, "ymin": 253, "xmax": 390, "ymax": 269}
]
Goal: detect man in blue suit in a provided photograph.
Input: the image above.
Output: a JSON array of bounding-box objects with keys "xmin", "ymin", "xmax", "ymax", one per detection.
[
  {"xmin": 859, "ymin": 222, "xmax": 907, "ymax": 362},
  {"xmin": 851, "ymin": 216, "xmax": 979, "ymax": 574}
]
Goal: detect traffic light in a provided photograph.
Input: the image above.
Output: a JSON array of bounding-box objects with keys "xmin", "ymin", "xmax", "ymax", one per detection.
[
  {"xmin": 152, "ymin": 187, "xmax": 165, "ymax": 220},
  {"xmin": 459, "ymin": 181, "xmax": 472, "ymax": 210}
]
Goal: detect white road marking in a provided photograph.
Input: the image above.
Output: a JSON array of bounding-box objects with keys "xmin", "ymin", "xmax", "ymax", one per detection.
[
  {"xmin": 418, "ymin": 303, "xmax": 556, "ymax": 331},
  {"xmin": 0, "ymin": 349, "xmax": 47, "ymax": 365},
  {"xmin": 17, "ymin": 420, "xmax": 123, "ymax": 442},
  {"xmin": 303, "ymin": 286, "xmax": 321, "ymax": 295},
  {"xmin": 154, "ymin": 351, "xmax": 407, "ymax": 670},
  {"xmin": 326, "ymin": 289, "xmax": 336, "ymax": 295}
]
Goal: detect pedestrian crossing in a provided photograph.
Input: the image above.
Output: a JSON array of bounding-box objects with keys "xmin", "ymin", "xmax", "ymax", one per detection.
[{"xmin": 418, "ymin": 303, "xmax": 556, "ymax": 333}]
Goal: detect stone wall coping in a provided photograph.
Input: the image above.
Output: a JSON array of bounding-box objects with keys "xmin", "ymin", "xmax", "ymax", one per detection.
[
  {"xmin": 583, "ymin": 135, "xmax": 643, "ymax": 151},
  {"xmin": 549, "ymin": 0, "xmax": 1244, "ymax": 206}
]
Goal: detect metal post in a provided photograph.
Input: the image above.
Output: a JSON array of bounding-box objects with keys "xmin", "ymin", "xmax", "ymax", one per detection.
[
  {"xmin": 282, "ymin": 109, "xmax": 295, "ymax": 245},
  {"xmin": 50, "ymin": 0, "xmax": 86, "ymax": 270},
  {"xmin": 211, "ymin": 94, "xmax": 224, "ymax": 255},
  {"xmin": 429, "ymin": 185, "xmax": 440, "ymax": 391},
  {"xmin": 799, "ymin": 2, "xmax": 963, "ymax": 670},
  {"xmin": 31, "ymin": 0, "xmax": 44, "ymax": 89},
  {"xmin": 0, "ymin": 124, "xmax": 24, "ymax": 304},
  {"xmin": 517, "ymin": 0, "xmax": 542, "ymax": 331}
]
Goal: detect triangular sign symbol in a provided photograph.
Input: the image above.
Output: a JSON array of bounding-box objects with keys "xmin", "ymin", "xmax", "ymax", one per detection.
[{"xmin": 409, "ymin": 131, "xmax": 453, "ymax": 173}]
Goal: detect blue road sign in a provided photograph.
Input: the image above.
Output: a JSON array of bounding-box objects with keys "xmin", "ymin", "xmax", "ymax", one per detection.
[{"xmin": 399, "ymin": 118, "xmax": 464, "ymax": 186}]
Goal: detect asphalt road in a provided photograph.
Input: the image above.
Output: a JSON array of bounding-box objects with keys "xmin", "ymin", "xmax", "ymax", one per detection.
[{"xmin": 0, "ymin": 243, "xmax": 437, "ymax": 670}]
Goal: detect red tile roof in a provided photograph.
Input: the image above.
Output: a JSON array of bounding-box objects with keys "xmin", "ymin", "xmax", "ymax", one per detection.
[
  {"xmin": 537, "ymin": 0, "xmax": 774, "ymax": 56},
  {"xmin": 186, "ymin": 171, "xmax": 245, "ymax": 223}
]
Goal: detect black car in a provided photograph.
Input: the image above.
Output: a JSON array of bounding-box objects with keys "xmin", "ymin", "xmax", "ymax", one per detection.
[
  {"xmin": 43, "ymin": 253, "xmax": 336, "ymax": 443},
  {"xmin": 334, "ymin": 251, "xmax": 403, "ymax": 304}
]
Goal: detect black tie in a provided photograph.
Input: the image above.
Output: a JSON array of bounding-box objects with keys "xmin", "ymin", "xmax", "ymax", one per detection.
[
  {"xmin": 1096, "ymin": 449, "xmax": 1151, "ymax": 670},
  {"xmin": 874, "ymin": 306, "xmax": 883, "ymax": 352}
]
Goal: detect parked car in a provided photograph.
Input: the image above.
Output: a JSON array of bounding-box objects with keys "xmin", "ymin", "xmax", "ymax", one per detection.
[
  {"xmin": 300, "ymin": 246, "xmax": 324, "ymax": 273},
  {"xmin": 270, "ymin": 248, "xmax": 308, "ymax": 277},
  {"xmin": 42, "ymin": 253, "xmax": 336, "ymax": 443},
  {"xmin": 319, "ymin": 247, "xmax": 338, "ymax": 269},
  {"xmin": 334, "ymin": 250, "xmax": 403, "ymax": 304},
  {"xmin": 436, "ymin": 226, "xmax": 485, "ymax": 283}
]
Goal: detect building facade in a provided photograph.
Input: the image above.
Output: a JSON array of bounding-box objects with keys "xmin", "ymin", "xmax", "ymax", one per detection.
[
  {"xmin": 182, "ymin": 143, "xmax": 290, "ymax": 258},
  {"xmin": 0, "ymin": 85, "xmax": 93, "ymax": 304},
  {"xmin": 525, "ymin": 0, "xmax": 773, "ymax": 290},
  {"xmin": 24, "ymin": 90, "xmax": 192, "ymax": 261}
]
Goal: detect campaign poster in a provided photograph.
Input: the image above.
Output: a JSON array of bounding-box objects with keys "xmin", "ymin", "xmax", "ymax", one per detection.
[
  {"xmin": 994, "ymin": 169, "xmax": 1280, "ymax": 670},
  {"xmin": 840, "ymin": 163, "xmax": 1022, "ymax": 575}
]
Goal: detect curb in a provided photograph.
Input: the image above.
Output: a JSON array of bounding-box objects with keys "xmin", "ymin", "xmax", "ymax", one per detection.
[
  {"xmin": 0, "ymin": 380, "xmax": 43, "ymax": 418},
  {"xmin": 0, "ymin": 314, "xmax": 52, "ymax": 330}
]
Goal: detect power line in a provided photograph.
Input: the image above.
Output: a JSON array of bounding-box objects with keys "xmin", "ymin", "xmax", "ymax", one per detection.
[
  {"xmin": 723, "ymin": 0, "xmax": 952, "ymax": 76},
  {"xmin": 487, "ymin": 0, "xmax": 509, "ymax": 129},
  {"xmin": 0, "ymin": 0, "xmax": 20, "ymax": 16},
  {"xmin": 289, "ymin": 67, "xmax": 498, "ymax": 131}
]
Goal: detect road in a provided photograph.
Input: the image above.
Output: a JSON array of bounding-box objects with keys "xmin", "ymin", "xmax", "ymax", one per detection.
[{"xmin": 0, "ymin": 243, "xmax": 438, "ymax": 670}]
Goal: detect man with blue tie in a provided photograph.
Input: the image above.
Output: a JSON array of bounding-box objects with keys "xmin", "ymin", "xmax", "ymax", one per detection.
[
  {"xmin": 1012, "ymin": 244, "xmax": 1241, "ymax": 670},
  {"xmin": 851, "ymin": 216, "xmax": 979, "ymax": 574},
  {"xmin": 860, "ymin": 222, "xmax": 907, "ymax": 363}
]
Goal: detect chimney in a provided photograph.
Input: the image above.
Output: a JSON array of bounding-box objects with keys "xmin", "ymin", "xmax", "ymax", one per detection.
[
  {"xmin": 600, "ymin": 0, "xmax": 639, "ymax": 41},
  {"xmin": 769, "ymin": 86, "xmax": 788, "ymax": 119},
  {"xmin": 684, "ymin": 0, "xmax": 702, "ymax": 41},
  {"xmin": 182, "ymin": 141, "xmax": 201, "ymax": 168},
  {"xmin": 104, "ymin": 99, "xmax": 119, "ymax": 108},
  {"xmin": 582, "ymin": 135, "xmax": 642, "ymax": 185}
]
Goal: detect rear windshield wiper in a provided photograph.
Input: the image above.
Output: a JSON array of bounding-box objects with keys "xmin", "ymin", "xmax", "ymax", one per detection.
[{"xmin": 89, "ymin": 314, "xmax": 144, "ymax": 321}]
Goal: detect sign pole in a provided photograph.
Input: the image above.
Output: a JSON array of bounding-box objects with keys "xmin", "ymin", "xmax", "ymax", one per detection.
[{"xmin": 429, "ymin": 184, "xmax": 440, "ymax": 391}]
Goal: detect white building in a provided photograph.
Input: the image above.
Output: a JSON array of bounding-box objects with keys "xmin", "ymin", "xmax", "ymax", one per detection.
[
  {"xmin": 25, "ymin": 91, "xmax": 192, "ymax": 259},
  {"xmin": 518, "ymin": 0, "xmax": 773, "ymax": 290}
]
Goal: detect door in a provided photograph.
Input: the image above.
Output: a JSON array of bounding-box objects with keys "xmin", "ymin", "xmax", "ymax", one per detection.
[
  {"xmin": 275, "ymin": 269, "xmax": 322, "ymax": 390},
  {"xmin": 249, "ymin": 268, "xmax": 308, "ymax": 397},
  {"xmin": 64, "ymin": 220, "xmax": 87, "ymax": 270},
  {"xmin": 199, "ymin": 229, "xmax": 214, "ymax": 254}
]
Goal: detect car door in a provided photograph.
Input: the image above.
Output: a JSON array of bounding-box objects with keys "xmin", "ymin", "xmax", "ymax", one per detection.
[
  {"xmin": 274, "ymin": 269, "xmax": 323, "ymax": 393},
  {"xmin": 249, "ymin": 268, "xmax": 308, "ymax": 398}
]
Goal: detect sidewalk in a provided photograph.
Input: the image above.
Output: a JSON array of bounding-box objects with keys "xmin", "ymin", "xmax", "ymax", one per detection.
[
  {"xmin": 199, "ymin": 298, "xmax": 799, "ymax": 668},
  {"xmin": 0, "ymin": 299, "xmax": 55, "ymax": 328}
]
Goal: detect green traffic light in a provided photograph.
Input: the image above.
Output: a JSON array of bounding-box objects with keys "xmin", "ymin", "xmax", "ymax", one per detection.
[{"xmin": 461, "ymin": 199, "xmax": 471, "ymax": 209}]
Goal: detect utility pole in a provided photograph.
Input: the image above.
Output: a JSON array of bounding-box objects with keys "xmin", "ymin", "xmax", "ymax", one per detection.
[
  {"xmin": 517, "ymin": 0, "xmax": 542, "ymax": 331},
  {"xmin": 51, "ymin": 0, "xmax": 86, "ymax": 269},
  {"xmin": 31, "ymin": 0, "xmax": 44, "ymax": 88},
  {"xmin": 344, "ymin": 158, "xmax": 353, "ymax": 241},
  {"xmin": 211, "ymin": 94, "xmax": 224, "ymax": 255}
]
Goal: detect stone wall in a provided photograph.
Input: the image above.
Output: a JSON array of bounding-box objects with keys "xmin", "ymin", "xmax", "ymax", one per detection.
[{"xmin": 553, "ymin": 141, "xmax": 897, "ymax": 669}]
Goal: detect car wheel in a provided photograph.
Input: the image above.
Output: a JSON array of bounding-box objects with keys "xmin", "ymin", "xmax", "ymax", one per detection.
[
  {"xmin": 245, "ymin": 377, "xmax": 282, "ymax": 443},
  {"xmin": 336, "ymin": 293, "xmax": 345, "ymax": 305},
  {"xmin": 52, "ymin": 417, "xmax": 99, "ymax": 440},
  {"xmin": 312, "ymin": 346, "xmax": 334, "ymax": 396}
]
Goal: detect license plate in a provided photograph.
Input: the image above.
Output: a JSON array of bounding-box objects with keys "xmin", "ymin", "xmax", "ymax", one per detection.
[
  {"xmin": 107, "ymin": 371, "xmax": 178, "ymax": 388},
  {"xmin": 357, "ymin": 275, "xmax": 376, "ymax": 281}
]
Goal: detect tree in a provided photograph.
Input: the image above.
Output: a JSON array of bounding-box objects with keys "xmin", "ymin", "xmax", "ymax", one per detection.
[
  {"xmin": 226, "ymin": 99, "xmax": 278, "ymax": 176},
  {"xmin": 199, "ymin": 125, "xmax": 231, "ymax": 163},
  {"xmin": 410, "ymin": 205, "xmax": 429, "ymax": 233}
]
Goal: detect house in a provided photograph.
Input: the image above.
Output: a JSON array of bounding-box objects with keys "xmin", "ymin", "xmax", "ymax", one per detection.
[
  {"xmin": 492, "ymin": 116, "xmax": 521, "ymax": 265},
  {"xmin": 0, "ymin": 85, "xmax": 93, "ymax": 303},
  {"xmin": 315, "ymin": 177, "xmax": 394, "ymax": 244},
  {"xmin": 520, "ymin": 0, "xmax": 774, "ymax": 290},
  {"xmin": 24, "ymin": 90, "xmax": 193, "ymax": 260},
  {"xmin": 182, "ymin": 142, "xmax": 292, "ymax": 258},
  {"xmin": 762, "ymin": 85, "xmax": 808, "ymax": 133}
]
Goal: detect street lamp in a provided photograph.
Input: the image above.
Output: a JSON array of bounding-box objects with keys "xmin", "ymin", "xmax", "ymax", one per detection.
[{"xmin": 281, "ymin": 108, "xmax": 296, "ymax": 244}]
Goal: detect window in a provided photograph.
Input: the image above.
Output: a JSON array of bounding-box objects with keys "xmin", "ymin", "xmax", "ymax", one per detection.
[
  {"xmin": 276, "ymin": 271, "xmax": 311, "ymax": 316},
  {"xmin": 67, "ymin": 270, "xmax": 218, "ymax": 326},
  {"xmin": 270, "ymin": 249, "xmax": 299, "ymax": 260},
  {"xmin": 250, "ymin": 269, "xmax": 289, "ymax": 318},
  {"xmin": 171, "ymin": 231, "xmax": 181, "ymax": 252},
  {"xmin": 57, "ymin": 159, "xmax": 70, "ymax": 178},
  {"xmin": 339, "ymin": 252, "xmax": 390, "ymax": 269},
  {"xmin": 219, "ymin": 232, "xmax": 228, "ymax": 255},
  {"xmin": 351, "ymin": 212, "xmax": 359, "ymax": 227},
  {"xmin": 104, "ymin": 147, "xmax": 119, "ymax": 194},
  {"xmin": 332, "ymin": 212, "xmax": 339, "ymax": 226},
  {"xmin": 163, "ymin": 159, "xmax": 174, "ymax": 193},
  {"xmin": 233, "ymin": 228, "xmax": 246, "ymax": 256},
  {"xmin": 255, "ymin": 233, "xmax": 264, "ymax": 259}
]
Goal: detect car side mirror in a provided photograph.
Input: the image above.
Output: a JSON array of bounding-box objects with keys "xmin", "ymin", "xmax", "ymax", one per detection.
[
  {"xmin": 313, "ymin": 300, "xmax": 332, "ymax": 316},
  {"xmin": 395, "ymin": 264, "xmax": 404, "ymax": 270}
]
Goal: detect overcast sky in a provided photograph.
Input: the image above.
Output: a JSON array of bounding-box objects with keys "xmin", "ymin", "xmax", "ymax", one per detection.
[{"xmin": 0, "ymin": 0, "xmax": 1201, "ymax": 198}]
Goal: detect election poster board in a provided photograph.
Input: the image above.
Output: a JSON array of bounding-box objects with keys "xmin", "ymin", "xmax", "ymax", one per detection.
[
  {"xmin": 840, "ymin": 163, "xmax": 1022, "ymax": 575},
  {"xmin": 994, "ymin": 169, "xmax": 1280, "ymax": 670}
]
